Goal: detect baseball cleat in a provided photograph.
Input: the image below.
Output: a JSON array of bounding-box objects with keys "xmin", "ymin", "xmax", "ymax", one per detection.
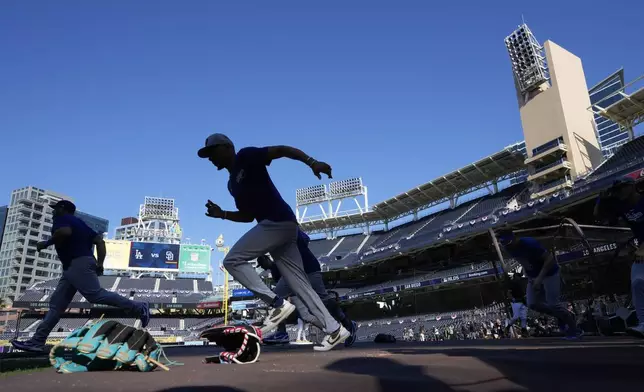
[
  {"xmin": 261, "ymin": 300, "xmax": 296, "ymax": 335},
  {"xmin": 10, "ymin": 339, "xmax": 47, "ymax": 353},
  {"xmin": 314, "ymin": 326, "xmax": 350, "ymax": 352},
  {"xmin": 291, "ymin": 339, "xmax": 313, "ymax": 345},
  {"xmin": 263, "ymin": 331, "xmax": 290, "ymax": 345},
  {"xmin": 345, "ymin": 321, "xmax": 358, "ymax": 347},
  {"xmin": 139, "ymin": 302, "xmax": 150, "ymax": 329},
  {"xmin": 626, "ymin": 324, "xmax": 644, "ymax": 338}
]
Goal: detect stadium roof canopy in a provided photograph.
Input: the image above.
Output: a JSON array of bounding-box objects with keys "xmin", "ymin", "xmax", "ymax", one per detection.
[
  {"xmin": 299, "ymin": 143, "xmax": 527, "ymax": 232},
  {"xmin": 590, "ymin": 74, "xmax": 644, "ymax": 130}
]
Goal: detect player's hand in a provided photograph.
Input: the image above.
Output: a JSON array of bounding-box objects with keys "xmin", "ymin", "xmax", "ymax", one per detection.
[
  {"xmin": 532, "ymin": 277, "xmax": 543, "ymax": 288},
  {"xmin": 311, "ymin": 161, "xmax": 332, "ymax": 180},
  {"xmin": 36, "ymin": 241, "xmax": 48, "ymax": 252},
  {"xmin": 205, "ymin": 200, "xmax": 224, "ymax": 219},
  {"xmin": 96, "ymin": 264, "xmax": 104, "ymax": 277}
]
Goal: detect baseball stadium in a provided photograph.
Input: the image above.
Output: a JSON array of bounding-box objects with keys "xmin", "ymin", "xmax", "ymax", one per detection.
[{"xmin": 2, "ymin": 22, "xmax": 644, "ymax": 391}]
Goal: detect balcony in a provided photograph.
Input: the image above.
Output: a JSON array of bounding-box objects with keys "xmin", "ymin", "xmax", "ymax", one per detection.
[
  {"xmin": 17, "ymin": 204, "xmax": 31, "ymax": 214},
  {"xmin": 531, "ymin": 177, "xmax": 573, "ymax": 199},
  {"xmin": 527, "ymin": 159, "xmax": 572, "ymax": 182},
  {"xmin": 525, "ymin": 139, "xmax": 568, "ymax": 165}
]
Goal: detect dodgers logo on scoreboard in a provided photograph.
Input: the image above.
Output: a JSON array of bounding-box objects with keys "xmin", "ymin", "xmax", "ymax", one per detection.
[{"xmin": 129, "ymin": 242, "xmax": 180, "ymax": 270}]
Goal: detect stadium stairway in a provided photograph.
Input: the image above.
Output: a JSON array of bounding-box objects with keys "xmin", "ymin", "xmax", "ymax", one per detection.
[
  {"xmin": 326, "ymin": 237, "xmax": 345, "ymax": 257},
  {"xmin": 355, "ymin": 234, "xmax": 372, "ymax": 253},
  {"xmin": 111, "ymin": 277, "xmax": 121, "ymax": 291}
]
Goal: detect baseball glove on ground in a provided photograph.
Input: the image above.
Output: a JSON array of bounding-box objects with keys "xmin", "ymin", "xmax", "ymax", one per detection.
[
  {"xmin": 49, "ymin": 319, "xmax": 171, "ymax": 373},
  {"xmin": 200, "ymin": 325, "xmax": 262, "ymax": 364}
]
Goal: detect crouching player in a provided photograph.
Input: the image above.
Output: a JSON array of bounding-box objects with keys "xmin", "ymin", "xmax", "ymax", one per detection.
[
  {"xmin": 257, "ymin": 230, "xmax": 358, "ymax": 348},
  {"xmin": 497, "ymin": 230, "xmax": 581, "ymax": 340}
]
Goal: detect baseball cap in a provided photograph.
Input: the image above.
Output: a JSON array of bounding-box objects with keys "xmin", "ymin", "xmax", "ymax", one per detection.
[
  {"xmin": 50, "ymin": 200, "xmax": 76, "ymax": 213},
  {"xmin": 197, "ymin": 133, "xmax": 234, "ymax": 158}
]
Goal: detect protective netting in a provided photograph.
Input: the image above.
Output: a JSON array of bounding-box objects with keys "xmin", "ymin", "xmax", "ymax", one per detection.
[{"xmin": 512, "ymin": 221, "xmax": 633, "ymax": 265}]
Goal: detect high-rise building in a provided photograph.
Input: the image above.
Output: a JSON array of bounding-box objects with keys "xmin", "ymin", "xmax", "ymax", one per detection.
[
  {"xmin": 0, "ymin": 186, "xmax": 109, "ymax": 303},
  {"xmin": 75, "ymin": 211, "xmax": 109, "ymax": 236},
  {"xmin": 0, "ymin": 206, "xmax": 7, "ymax": 253},
  {"xmin": 114, "ymin": 197, "xmax": 182, "ymax": 244},
  {"xmin": 588, "ymin": 69, "xmax": 631, "ymax": 158}
]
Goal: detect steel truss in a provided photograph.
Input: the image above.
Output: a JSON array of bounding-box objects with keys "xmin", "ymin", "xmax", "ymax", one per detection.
[
  {"xmin": 131, "ymin": 197, "xmax": 182, "ymax": 244},
  {"xmin": 505, "ymin": 23, "xmax": 549, "ymax": 95},
  {"xmin": 300, "ymin": 172, "xmax": 520, "ymax": 235},
  {"xmin": 296, "ymin": 177, "xmax": 369, "ymax": 236}
]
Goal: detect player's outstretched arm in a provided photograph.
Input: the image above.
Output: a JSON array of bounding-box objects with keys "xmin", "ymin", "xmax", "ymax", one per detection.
[
  {"xmin": 37, "ymin": 226, "xmax": 72, "ymax": 251},
  {"xmin": 205, "ymin": 200, "xmax": 254, "ymax": 223},
  {"xmin": 266, "ymin": 146, "xmax": 332, "ymax": 179}
]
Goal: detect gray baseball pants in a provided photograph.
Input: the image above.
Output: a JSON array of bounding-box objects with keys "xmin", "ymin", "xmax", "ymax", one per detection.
[{"xmin": 222, "ymin": 220, "xmax": 340, "ymax": 334}]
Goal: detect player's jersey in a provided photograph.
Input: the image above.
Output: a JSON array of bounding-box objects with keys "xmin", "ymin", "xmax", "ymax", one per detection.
[
  {"xmin": 227, "ymin": 147, "xmax": 297, "ymax": 223},
  {"xmin": 505, "ymin": 237, "xmax": 559, "ymax": 279},
  {"xmin": 620, "ymin": 196, "xmax": 644, "ymax": 242},
  {"xmin": 51, "ymin": 215, "xmax": 99, "ymax": 269}
]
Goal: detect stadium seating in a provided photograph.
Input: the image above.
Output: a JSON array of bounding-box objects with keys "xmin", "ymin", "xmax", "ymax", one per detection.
[
  {"xmin": 308, "ymin": 137, "xmax": 644, "ymax": 270},
  {"xmin": 14, "ymin": 277, "xmax": 215, "ymax": 304},
  {"xmin": 308, "ymin": 237, "xmax": 342, "ymax": 258},
  {"xmin": 347, "ymin": 261, "xmax": 494, "ymax": 296},
  {"xmin": 51, "ymin": 318, "xmax": 89, "ymax": 332},
  {"xmin": 159, "ymin": 278, "xmax": 193, "ymax": 292},
  {"xmin": 585, "ymin": 136, "xmax": 644, "ymax": 179}
]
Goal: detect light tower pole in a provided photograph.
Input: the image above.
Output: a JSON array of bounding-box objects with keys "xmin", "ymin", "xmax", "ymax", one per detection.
[{"xmin": 215, "ymin": 234, "xmax": 230, "ymax": 325}]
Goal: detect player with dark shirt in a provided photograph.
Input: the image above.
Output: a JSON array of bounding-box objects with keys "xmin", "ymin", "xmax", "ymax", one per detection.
[
  {"xmin": 11, "ymin": 200, "xmax": 149, "ymax": 353},
  {"xmin": 594, "ymin": 177, "xmax": 644, "ymax": 338},
  {"xmin": 496, "ymin": 229, "xmax": 580, "ymax": 340},
  {"xmin": 506, "ymin": 275, "xmax": 529, "ymax": 336},
  {"xmin": 198, "ymin": 133, "xmax": 349, "ymax": 351},
  {"xmin": 257, "ymin": 229, "xmax": 358, "ymax": 347}
]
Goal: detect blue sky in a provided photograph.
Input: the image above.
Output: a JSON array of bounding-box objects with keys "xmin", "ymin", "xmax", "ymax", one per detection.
[{"xmin": 1, "ymin": 1, "xmax": 642, "ymax": 272}]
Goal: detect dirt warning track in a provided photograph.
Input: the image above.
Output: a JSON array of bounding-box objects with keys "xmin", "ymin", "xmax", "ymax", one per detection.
[{"xmin": 2, "ymin": 337, "xmax": 642, "ymax": 392}]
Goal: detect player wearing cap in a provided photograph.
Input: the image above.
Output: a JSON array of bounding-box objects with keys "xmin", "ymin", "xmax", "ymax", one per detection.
[
  {"xmin": 257, "ymin": 229, "xmax": 358, "ymax": 348},
  {"xmin": 496, "ymin": 229, "xmax": 581, "ymax": 340},
  {"xmin": 594, "ymin": 177, "xmax": 644, "ymax": 338},
  {"xmin": 198, "ymin": 133, "xmax": 350, "ymax": 351},
  {"xmin": 11, "ymin": 200, "xmax": 150, "ymax": 353}
]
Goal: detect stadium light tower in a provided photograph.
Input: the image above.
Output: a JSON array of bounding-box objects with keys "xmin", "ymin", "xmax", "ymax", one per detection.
[
  {"xmin": 136, "ymin": 197, "xmax": 182, "ymax": 243},
  {"xmin": 295, "ymin": 177, "xmax": 369, "ymax": 236},
  {"xmin": 504, "ymin": 24, "xmax": 549, "ymax": 103},
  {"xmin": 504, "ymin": 23, "xmax": 602, "ymax": 199}
]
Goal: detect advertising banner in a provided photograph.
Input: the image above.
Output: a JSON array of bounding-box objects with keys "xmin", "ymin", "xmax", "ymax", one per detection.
[
  {"xmin": 178, "ymin": 245, "xmax": 211, "ymax": 273},
  {"xmin": 95, "ymin": 240, "xmax": 131, "ymax": 270},
  {"xmin": 232, "ymin": 288, "xmax": 253, "ymax": 298},
  {"xmin": 196, "ymin": 301, "xmax": 223, "ymax": 310},
  {"xmin": 129, "ymin": 242, "xmax": 180, "ymax": 270},
  {"xmin": 14, "ymin": 301, "xmax": 222, "ymax": 310},
  {"xmin": 231, "ymin": 301, "xmax": 261, "ymax": 311}
]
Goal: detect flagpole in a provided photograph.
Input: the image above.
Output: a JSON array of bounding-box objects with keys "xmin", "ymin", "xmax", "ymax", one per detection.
[{"xmin": 215, "ymin": 234, "xmax": 230, "ymax": 325}]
